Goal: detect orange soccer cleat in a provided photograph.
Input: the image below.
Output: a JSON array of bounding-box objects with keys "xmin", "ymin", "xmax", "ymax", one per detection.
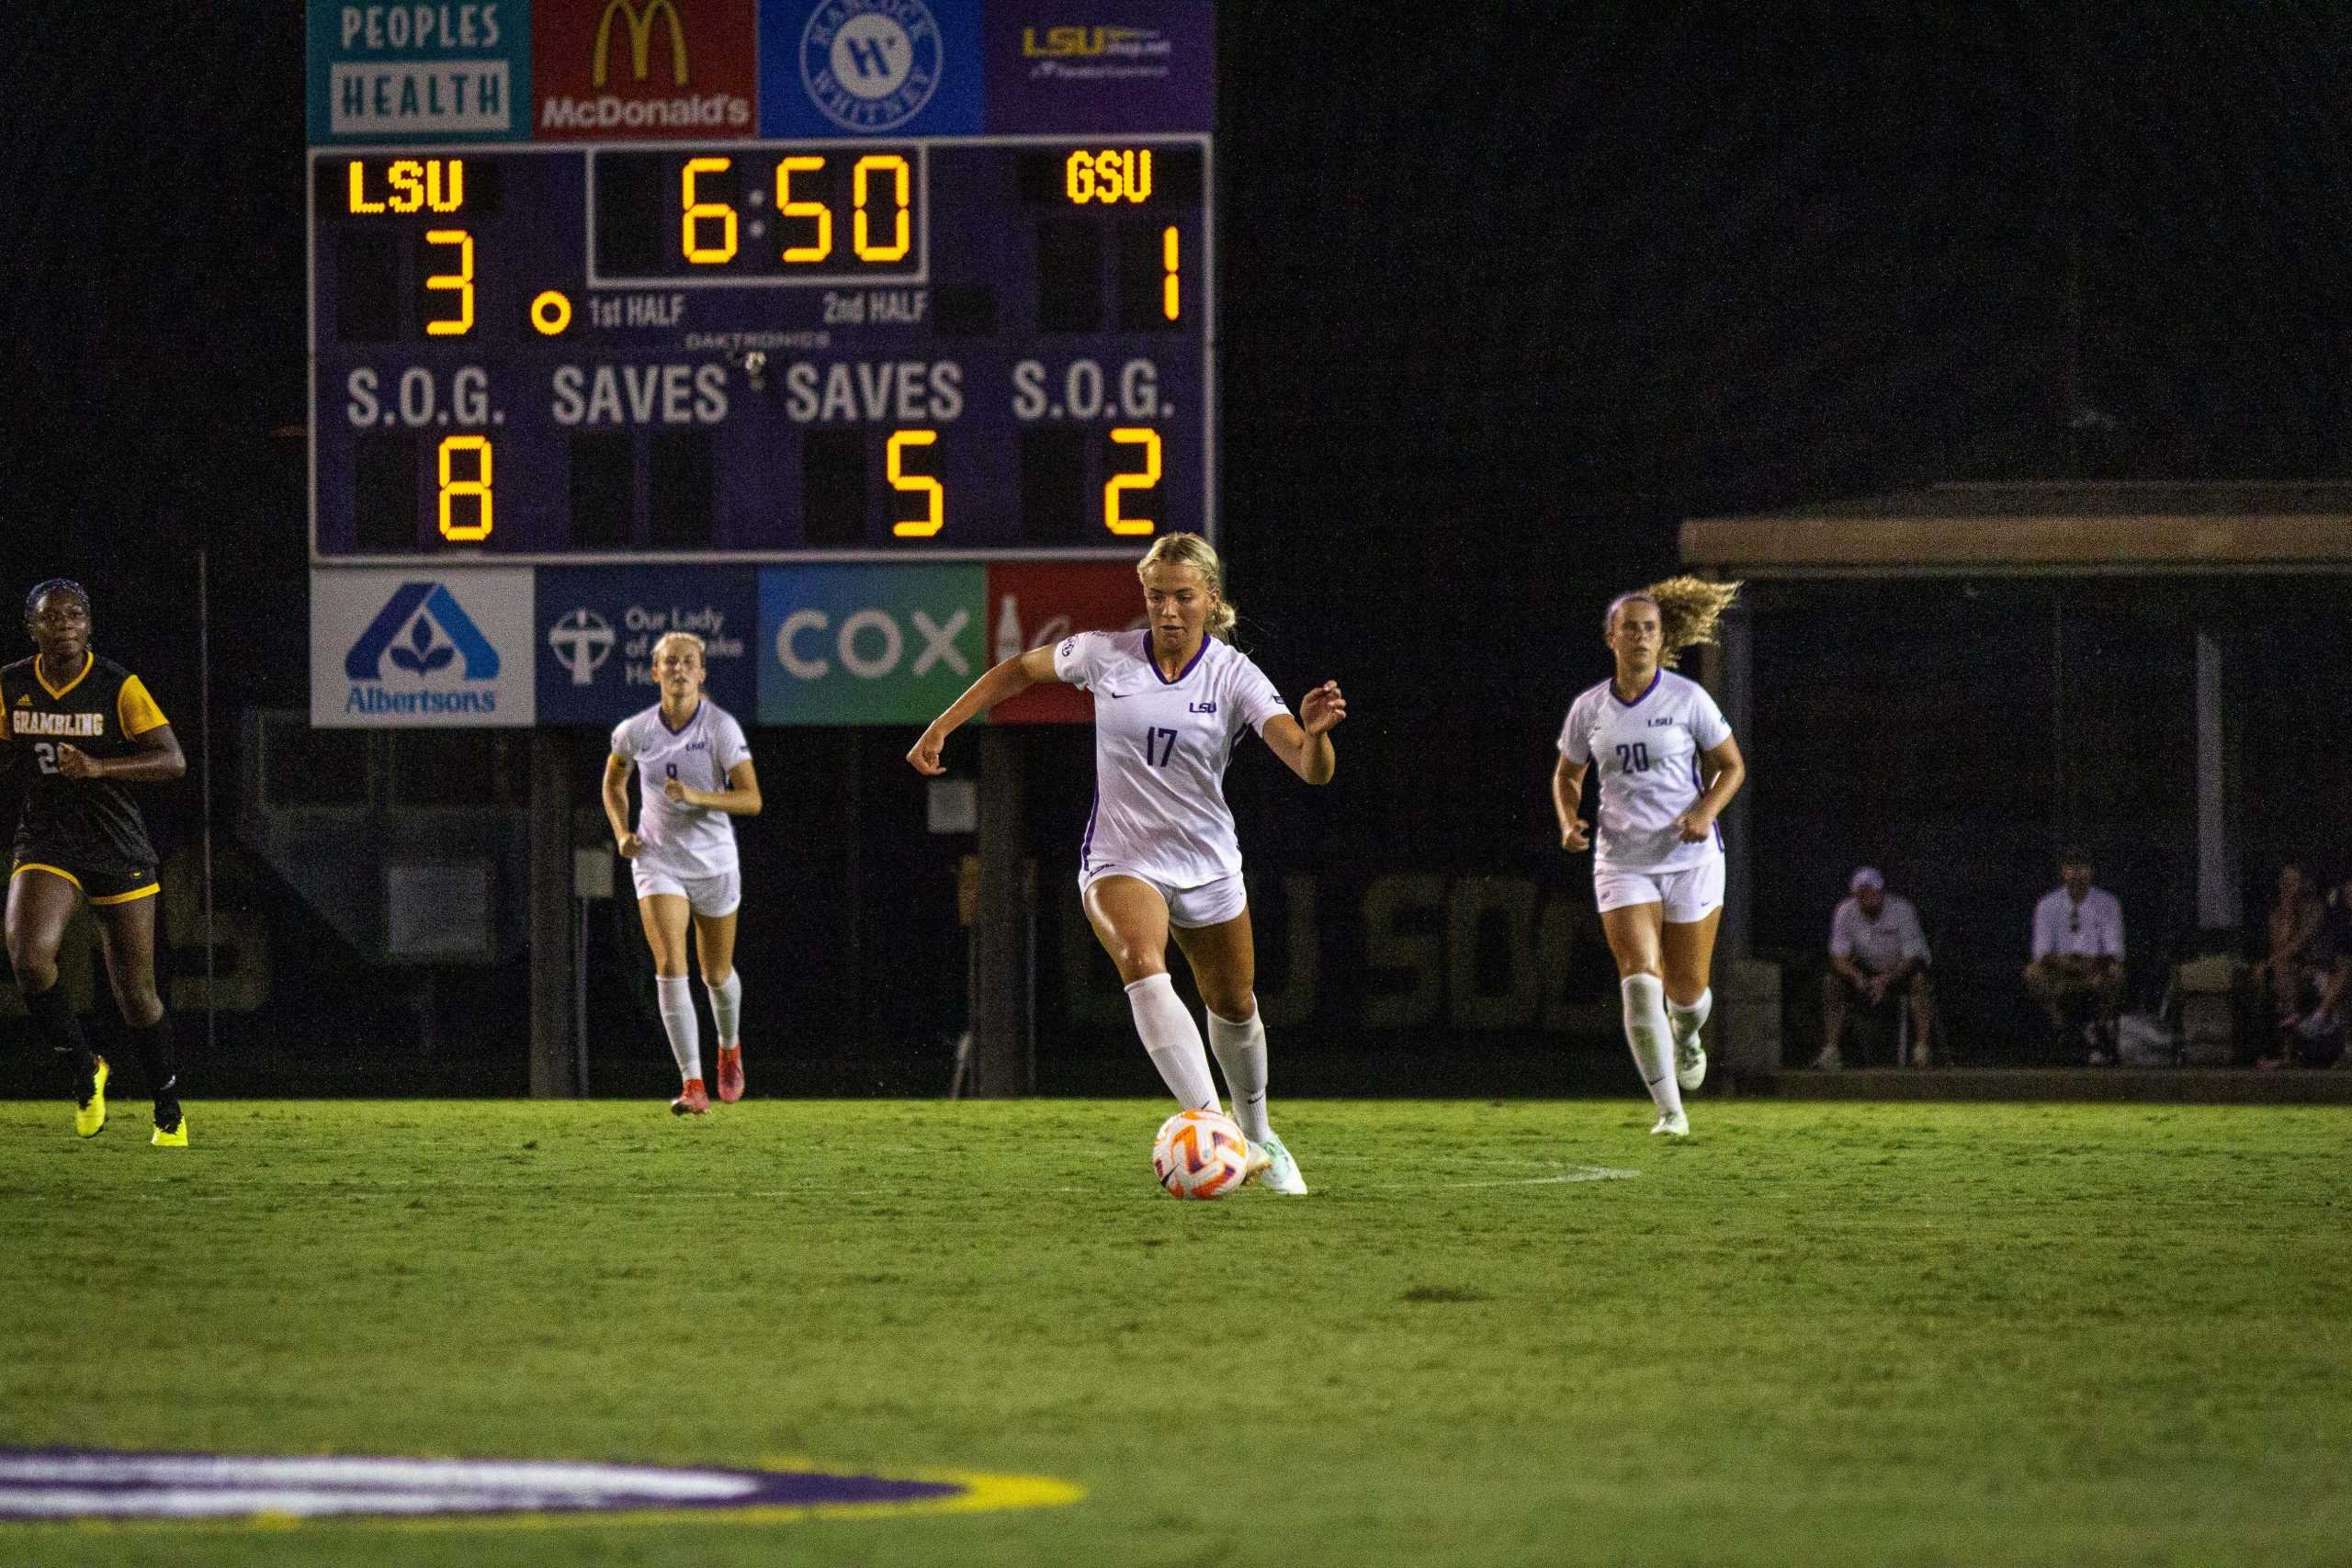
[
  {"xmin": 670, "ymin": 1077, "xmax": 710, "ymax": 1116},
  {"xmin": 715, "ymin": 1044, "xmax": 744, "ymax": 1103}
]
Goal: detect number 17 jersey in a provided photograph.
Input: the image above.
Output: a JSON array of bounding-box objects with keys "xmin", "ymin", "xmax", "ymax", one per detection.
[{"xmin": 1055, "ymin": 630, "xmax": 1291, "ymax": 889}]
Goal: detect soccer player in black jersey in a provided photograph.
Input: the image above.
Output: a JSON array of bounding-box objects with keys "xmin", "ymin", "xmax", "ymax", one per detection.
[{"xmin": 2, "ymin": 581, "xmax": 189, "ymax": 1145}]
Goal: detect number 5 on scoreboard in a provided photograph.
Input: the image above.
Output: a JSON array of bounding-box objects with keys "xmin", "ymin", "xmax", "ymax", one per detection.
[
  {"xmin": 888, "ymin": 429, "xmax": 943, "ymax": 537},
  {"xmin": 437, "ymin": 434, "xmax": 492, "ymax": 541}
]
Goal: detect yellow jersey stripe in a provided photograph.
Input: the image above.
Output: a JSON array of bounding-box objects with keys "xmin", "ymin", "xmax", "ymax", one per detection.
[
  {"xmin": 35, "ymin": 651, "xmax": 95, "ymax": 702},
  {"xmin": 119, "ymin": 674, "xmax": 169, "ymax": 736}
]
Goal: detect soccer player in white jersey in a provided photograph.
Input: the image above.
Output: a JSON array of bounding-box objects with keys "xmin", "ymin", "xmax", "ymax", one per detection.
[
  {"xmin": 1552, "ymin": 578, "xmax": 1745, "ymax": 1136},
  {"xmin": 601, "ymin": 631, "xmax": 762, "ymax": 1116},
  {"xmin": 908, "ymin": 533, "xmax": 1343, "ymax": 1194}
]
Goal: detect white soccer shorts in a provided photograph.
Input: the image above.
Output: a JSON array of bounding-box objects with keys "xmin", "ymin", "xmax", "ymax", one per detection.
[
  {"xmin": 1594, "ymin": 857, "xmax": 1725, "ymax": 923},
  {"xmin": 1080, "ymin": 863, "xmax": 1248, "ymax": 930},
  {"xmin": 630, "ymin": 863, "xmax": 742, "ymax": 918}
]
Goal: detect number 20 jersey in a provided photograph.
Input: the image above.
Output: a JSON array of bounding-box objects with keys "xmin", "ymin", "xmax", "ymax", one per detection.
[
  {"xmin": 1055, "ymin": 630, "xmax": 1291, "ymax": 889},
  {"xmin": 1557, "ymin": 669, "xmax": 1732, "ymax": 874}
]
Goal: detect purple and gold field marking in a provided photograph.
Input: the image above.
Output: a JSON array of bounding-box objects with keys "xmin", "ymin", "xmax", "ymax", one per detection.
[{"xmin": 0, "ymin": 1450, "xmax": 1082, "ymax": 1529}]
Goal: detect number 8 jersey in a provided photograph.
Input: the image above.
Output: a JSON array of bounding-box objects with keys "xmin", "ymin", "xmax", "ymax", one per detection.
[
  {"xmin": 1557, "ymin": 669, "xmax": 1732, "ymax": 874},
  {"xmin": 1055, "ymin": 630, "xmax": 1291, "ymax": 889}
]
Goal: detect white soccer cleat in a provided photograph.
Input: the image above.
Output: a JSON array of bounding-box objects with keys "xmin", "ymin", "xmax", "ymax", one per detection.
[
  {"xmin": 1250, "ymin": 1132, "xmax": 1308, "ymax": 1195},
  {"xmin": 1675, "ymin": 1036, "xmax": 1707, "ymax": 1094},
  {"xmin": 1649, "ymin": 1110, "xmax": 1690, "ymax": 1137}
]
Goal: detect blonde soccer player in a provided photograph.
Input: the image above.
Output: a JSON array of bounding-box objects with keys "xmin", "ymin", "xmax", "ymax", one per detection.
[
  {"xmin": 602, "ymin": 631, "xmax": 762, "ymax": 1115},
  {"xmin": 908, "ymin": 533, "xmax": 1343, "ymax": 1194},
  {"xmin": 1553, "ymin": 578, "xmax": 1746, "ymax": 1136}
]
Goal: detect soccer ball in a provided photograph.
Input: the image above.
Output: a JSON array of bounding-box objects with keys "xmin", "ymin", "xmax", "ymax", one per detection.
[{"xmin": 1151, "ymin": 1108, "xmax": 1251, "ymax": 1200}]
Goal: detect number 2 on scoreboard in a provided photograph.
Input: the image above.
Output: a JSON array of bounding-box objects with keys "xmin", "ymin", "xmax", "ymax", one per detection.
[{"xmin": 1104, "ymin": 427, "xmax": 1160, "ymax": 536}]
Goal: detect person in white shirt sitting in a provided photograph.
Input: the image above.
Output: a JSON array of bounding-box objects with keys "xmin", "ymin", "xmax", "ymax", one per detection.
[
  {"xmin": 2025, "ymin": 848, "xmax": 2126, "ymax": 1063},
  {"xmin": 1815, "ymin": 866, "xmax": 1933, "ymax": 1069}
]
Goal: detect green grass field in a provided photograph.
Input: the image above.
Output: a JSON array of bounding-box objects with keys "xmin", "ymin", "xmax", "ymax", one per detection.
[{"xmin": 4, "ymin": 1097, "xmax": 2346, "ymax": 1565}]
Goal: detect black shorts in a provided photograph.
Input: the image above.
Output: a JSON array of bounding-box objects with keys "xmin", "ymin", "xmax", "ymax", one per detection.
[{"xmin": 10, "ymin": 852, "xmax": 160, "ymax": 905}]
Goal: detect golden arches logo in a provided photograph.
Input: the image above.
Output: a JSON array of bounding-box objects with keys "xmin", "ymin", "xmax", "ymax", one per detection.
[{"xmin": 594, "ymin": 0, "xmax": 689, "ymax": 88}]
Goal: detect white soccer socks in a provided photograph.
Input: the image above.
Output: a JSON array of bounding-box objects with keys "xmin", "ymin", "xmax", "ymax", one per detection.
[
  {"xmin": 1621, "ymin": 974, "xmax": 1683, "ymax": 1121},
  {"xmin": 1125, "ymin": 973, "xmax": 1220, "ymax": 1111},
  {"xmin": 1205, "ymin": 1004, "xmax": 1272, "ymax": 1142},
  {"xmin": 1669, "ymin": 985, "xmax": 1713, "ymax": 1093},
  {"xmin": 705, "ymin": 969, "xmax": 744, "ymax": 1048},
  {"xmin": 656, "ymin": 975, "xmax": 702, "ymax": 1082},
  {"xmin": 1668, "ymin": 987, "xmax": 1713, "ymax": 1050}
]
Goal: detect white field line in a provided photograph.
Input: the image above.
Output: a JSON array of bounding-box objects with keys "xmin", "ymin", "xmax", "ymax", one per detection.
[{"xmin": 111, "ymin": 1149, "xmax": 1639, "ymax": 1201}]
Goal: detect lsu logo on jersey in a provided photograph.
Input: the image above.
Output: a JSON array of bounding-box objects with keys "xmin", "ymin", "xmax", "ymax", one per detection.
[{"xmin": 1188, "ymin": 701, "xmax": 1216, "ymax": 714}]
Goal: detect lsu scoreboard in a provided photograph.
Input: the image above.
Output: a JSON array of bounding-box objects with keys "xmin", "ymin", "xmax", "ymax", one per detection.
[{"xmin": 307, "ymin": 1, "xmax": 1215, "ymax": 562}]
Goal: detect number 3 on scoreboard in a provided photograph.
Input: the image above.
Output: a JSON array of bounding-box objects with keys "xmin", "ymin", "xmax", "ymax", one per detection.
[{"xmin": 437, "ymin": 434, "xmax": 492, "ymax": 541}]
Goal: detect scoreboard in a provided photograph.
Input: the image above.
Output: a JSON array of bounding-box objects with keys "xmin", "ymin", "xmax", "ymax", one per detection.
[
  {"xmin": 306, "ymin": 0, "xmax": 1215, "ymax": 728},
  {"xmin": 310, "ymin": 137, "xmax": 1211, "ymax": 558}
]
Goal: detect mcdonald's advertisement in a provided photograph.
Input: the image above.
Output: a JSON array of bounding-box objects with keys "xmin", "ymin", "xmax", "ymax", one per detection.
[{"xmin": 534, "ymin": 0, "xmax": 758, "ymax": 140}]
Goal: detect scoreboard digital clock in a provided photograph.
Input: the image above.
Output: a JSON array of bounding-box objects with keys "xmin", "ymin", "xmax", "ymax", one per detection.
[{"xmin": 308, "ymin": 136, "xmax": 1213, "ymax": 559}]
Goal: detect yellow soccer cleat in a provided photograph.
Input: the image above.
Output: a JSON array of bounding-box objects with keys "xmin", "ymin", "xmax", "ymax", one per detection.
[
  {"xmin": 74, "ymin": 1055, "xmax": 108, "ymax": 1139},
  {"xmin": 152, "ymin": 1107, "xmax": 187, "ymax": 1148}
]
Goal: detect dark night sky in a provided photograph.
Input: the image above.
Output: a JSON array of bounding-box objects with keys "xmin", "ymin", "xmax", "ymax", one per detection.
[{"xmin": 8, "ymin": 6, "xmax": 2350, "ymax": 642}]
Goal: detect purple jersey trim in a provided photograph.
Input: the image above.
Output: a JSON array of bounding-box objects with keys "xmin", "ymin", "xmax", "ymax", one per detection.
[
  {"xmin": 1151, "ymin": 637, "xmax": 1213, "ymax": 685},
  {"xmin": 1686, "ymin": 756, "xmax": 1723, "ymax": 848},
  {"xmin": 659, "ymin": 699, "xmax": 704, "ymax": 737},
  {"xmin": 1079, "ymin": 787, "xmax": 1099, "ymax": 872},
  {"xmin": 1610, "ymin": 670, "xmax": 1662, "ymax": 708}
]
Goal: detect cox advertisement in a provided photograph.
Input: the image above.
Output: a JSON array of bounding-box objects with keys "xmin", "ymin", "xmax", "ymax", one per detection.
[
  {"xmin": 758, "ymin": 563, "xmax": 985, "ymax": 725},
  {"xmin": 755, "ymin": 561, "xmax": 1141, "ymax": 725}
]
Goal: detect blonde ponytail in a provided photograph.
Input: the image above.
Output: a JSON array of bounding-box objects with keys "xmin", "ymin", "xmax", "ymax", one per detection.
[
  {"xmin": 1607, "ymin": 577, "xmax": 1742, "ymax": 669},
  {"xmin": 1137, "ymin": 532, "xmax": 1238, "ymax": 642}
]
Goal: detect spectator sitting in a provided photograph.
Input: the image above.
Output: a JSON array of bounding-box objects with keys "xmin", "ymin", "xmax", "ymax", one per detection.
[
  {"xmin": 2274, "ymin": 868, "xmax": 2352, "ymax": 1071},
  {"xmin": 2025, "ymin": 848, "xmax": 2125, "ymax": 1064},
  {"xmin": 1815, "ymin": 866, "xmax": 1933, "ymax": 1069},
  {"xmin": 2252, "ymin": 863, "xmax": 2326, "ymax": 1055}
]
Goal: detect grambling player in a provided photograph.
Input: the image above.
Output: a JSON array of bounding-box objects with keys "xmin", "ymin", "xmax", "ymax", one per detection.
[{"xmin": 4, "ymin": 581, "xmax": 189, "ymax": 1145}]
